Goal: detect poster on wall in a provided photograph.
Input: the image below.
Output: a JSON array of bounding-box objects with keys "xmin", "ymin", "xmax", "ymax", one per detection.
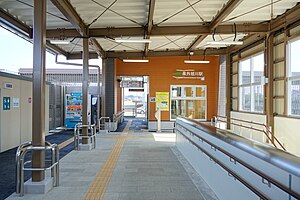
[
  {"xmin": 156, "ymin": 92, "xmax": 169, "ymax": 111},
  {"xmin": 13, "ymin": 98, "xmax": 20, "ymax": 108}
]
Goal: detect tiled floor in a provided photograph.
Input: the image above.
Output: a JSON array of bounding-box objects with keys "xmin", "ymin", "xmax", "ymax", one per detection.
[{"xmin": 6, "ymin": 121, "xmax": 218, "ymax": 200}]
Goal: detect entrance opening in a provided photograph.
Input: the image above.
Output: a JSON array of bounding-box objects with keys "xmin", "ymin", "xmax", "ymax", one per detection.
[{"xmin": 120, "ymin": 76, "xmax": 149, "ymax": 130}]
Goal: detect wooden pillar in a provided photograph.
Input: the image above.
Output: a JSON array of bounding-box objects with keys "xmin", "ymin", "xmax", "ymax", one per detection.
[
  {"xmin": 82, "ymin": 38, "xmax": 89, "ymax": 143},
  {"xmin": 266, "ymin": 34, "xmax": 274, "ymax": 142},
  {"xmin": 32, "ymin": 0, "xmax": 46, "ymax": 181},
  {"xmin": 226, "ymin": 54, "xmax": 232, "ymax": 129}
]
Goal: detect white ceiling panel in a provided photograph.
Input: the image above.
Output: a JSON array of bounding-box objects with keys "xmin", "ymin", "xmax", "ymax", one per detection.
[
  {"xmin": 0, "ymin": 0, "xmax": 73, "ymax": 28},
  {"xmin": 71, "ymin": 0, "xmax": 148, "ymax": 28},
  {"xmin": 196, "ymin": 33, "xmax": 246, "ymax": 49},
  {"xmin": 149, "ymin": 35, "xmax": 198, "ymax": 51},
  {"xmin": 154, "ymin": 0, "xmax": 228, "ymax": 26},
  {"xmin": 96, "ymin": 37, "xmax": 145, "ymax": 51},
  {"xmin": 224, "ymin": 0, "xmax": 299, "ymax": 23}
]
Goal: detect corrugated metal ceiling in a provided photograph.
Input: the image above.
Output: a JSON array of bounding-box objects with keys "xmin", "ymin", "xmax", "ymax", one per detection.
[{"xmin": 0, "ymin": 0, "xmax": 299, "ymax": 57}]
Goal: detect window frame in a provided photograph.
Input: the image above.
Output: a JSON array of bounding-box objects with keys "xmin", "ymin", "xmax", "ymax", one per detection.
[
  {"xmin": 286, "ymin": 37, "xmax": 300, "ymax": 116},
  {"xmin": 238, "ymin": 52, "xmax": 265, "ymax": 113},
  {"xmin": 170, "ymin": 85, "xmax": 207, "ymax": 121}
]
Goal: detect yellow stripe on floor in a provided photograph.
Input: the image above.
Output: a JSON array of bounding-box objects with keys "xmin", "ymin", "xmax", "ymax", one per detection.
[
  {"xmin": 58, "ymin": 137, "xmax": 74, "ymax": 149},
  {"xmin": 84, "ymin": 135, "xmax": 127, "ymax": 200}
]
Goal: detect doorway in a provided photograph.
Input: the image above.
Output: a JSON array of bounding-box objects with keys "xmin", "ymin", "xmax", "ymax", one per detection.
[{"xmin": 121, "ymin": 76, "xmax": 149, "ymax": 130}]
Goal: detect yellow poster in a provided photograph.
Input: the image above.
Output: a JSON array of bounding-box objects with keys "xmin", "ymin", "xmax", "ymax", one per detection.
[{"xmin": 156, "ymin": 92, "xmax": 169, "ymax": 111}]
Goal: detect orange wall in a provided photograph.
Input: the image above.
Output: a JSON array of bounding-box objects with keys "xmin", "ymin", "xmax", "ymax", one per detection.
[{"xmin": 115, "ymin": 56, "xmax": 219, "ymax": 121}]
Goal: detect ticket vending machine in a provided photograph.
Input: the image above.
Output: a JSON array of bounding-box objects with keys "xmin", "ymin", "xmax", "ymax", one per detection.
[{"xmin": 65, "ymin": 93, "xmax": 91, "ymax": 128}]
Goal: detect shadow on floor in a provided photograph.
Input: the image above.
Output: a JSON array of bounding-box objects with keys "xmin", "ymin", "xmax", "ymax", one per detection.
[
  {"xmin": 128, "ymin": 117, "xmax": 148, "ymax": 131},
  {"xmin": 0, "ymin": 130, "xmax": 74, "ymax": 200}
]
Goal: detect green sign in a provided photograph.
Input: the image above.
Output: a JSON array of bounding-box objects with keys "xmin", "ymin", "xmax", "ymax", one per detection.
[{"xmin": 3, "ymin": 97, "xmax": 11, "ymax": 110}]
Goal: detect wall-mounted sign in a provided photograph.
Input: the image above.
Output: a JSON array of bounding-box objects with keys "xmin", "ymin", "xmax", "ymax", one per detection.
[
  {"xmin": 3, "ymin": 82, "xmax": 13, "ymax": 89},
  {"xmin": 13, "ymin": 98, "xmax": 20, "ymax": 108},
  {"xmin": 3, "ymin": 97, "xmax": 11, "ymax": 110},
  {"xmin": 121, "ymin": 81, "xmax": 143, "ymax": 88},
  {"xmin": 156, "ymin": 92, "xmax": 169, "ymax": 111},
  {"xmin": 173, "ymin": 69, "xmax": 205, "ymax": 80}
]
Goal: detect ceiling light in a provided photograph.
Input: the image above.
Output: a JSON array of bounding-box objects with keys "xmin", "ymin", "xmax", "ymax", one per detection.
[
  {"xmin": 115, "ymin": 39, "xmax": 152, "ymax": 43},
  {"xmin": 184, "ymin": 60, "xmax": 210, "ymax": 64},
  {"xmin": 207, "ymin": 41, "xmax": 243, "ymax": 45},
  {"xmin": 50, "ymin": 39, "xmax": 70, "ymax": 44},
  {"xmin": 123, "ymin": 59, "xmax": 149, "ymax": 63}
]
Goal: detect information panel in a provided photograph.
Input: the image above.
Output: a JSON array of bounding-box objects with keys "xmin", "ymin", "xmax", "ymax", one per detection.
[{"xmin": 156, "ymin": 92, "xmax": 169, "ymax": 111}]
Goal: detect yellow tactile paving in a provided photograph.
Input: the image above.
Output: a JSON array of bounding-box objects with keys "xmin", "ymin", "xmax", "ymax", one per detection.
[
  {"xmin": 58, "ymin": 137, "xmax": 74, "ymax": 149},
  {"xmin": 84, "ymin": 135, "xmax": 127, "ymax": 200}
]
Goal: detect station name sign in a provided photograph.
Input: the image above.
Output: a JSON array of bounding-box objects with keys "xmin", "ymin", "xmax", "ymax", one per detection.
[{"xmin": 173, "ymin": 69, "xmax": 205, "ymax": 80}]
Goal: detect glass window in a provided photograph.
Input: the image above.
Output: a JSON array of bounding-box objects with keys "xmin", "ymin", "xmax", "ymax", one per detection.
[
  {"xmin": 170, "ymin": 85, "xmax": 206, "ymax": 120},
  {"xmin": 287, "ymin": 38, "xmax": 300, "ymax": 116},
  {"xmin": 239, "ymin": 53, "xmax": 265, "ymax": 113}
]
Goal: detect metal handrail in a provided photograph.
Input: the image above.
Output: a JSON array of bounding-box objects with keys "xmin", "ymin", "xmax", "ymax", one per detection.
[
  {"xmin": 212, "ymin": 115, "xmax": 286, "ymax": 150},
  {"xmin": 16, "ymin": 141, "xmax": 59, "ymax": 196},
  {"xmin": 98, "ymin": 117, "xmax": 111, "ymax": 132},
  {"xmin": 74, "ymin": 123, "xmax": 96, "ymax": 150},
  {"xmin": 176, "ymin": 121, "xmax": 300, "ymax": 200},
  {"xmin": 113, "ymin": 110, "xmax": 124, "ymax": 123}
]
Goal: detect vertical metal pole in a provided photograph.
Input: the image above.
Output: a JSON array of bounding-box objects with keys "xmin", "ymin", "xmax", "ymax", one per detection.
[
  {"xmin": 226, "ymin": 54, "xmax": 232, "ymax": 130},
  {"xmin": 97, "ymin": 66, "xmax": 101, "ymax": 129},
  {"xmin": 266, "ymin": 34, "xmax": 274, "ymax": 143},
  {"xmin": 32, "ymin": 0, "xmax": 46, "ymax": 181},
  {"xmin": 101, "ymin": 59, "xmax": 106, "ymax": 118},
  {"xmin": 82, "ymin": 38, "xmax": 89, "ymax": 144}
]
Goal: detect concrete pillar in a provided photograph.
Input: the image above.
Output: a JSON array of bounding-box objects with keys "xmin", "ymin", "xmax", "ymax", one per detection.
[
  {"xmin": 82, "ymin": 38, "xmax": 89, "ymax": 144},
  {"xmin": 32, "ymin": 0, "xmax": 46, "ymax": 182},
  {"xmin": 102, "ymin": 58, "xmax": 115, "ymax": 120}
]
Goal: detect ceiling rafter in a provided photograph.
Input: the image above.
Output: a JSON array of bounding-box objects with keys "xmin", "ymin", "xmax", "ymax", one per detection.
[
  {"xmin": 67, "ymin": 48, "xmax": 226, "ymax": 60},
  {"xmin": 0, "ymin": 8, "xmax": 32, "ymax": 38},
  {"xmin": 50, "ymin": 0, "xmax": 87, "ymax": 37},
  {"xmin": 210, "ymin": 0, "xmax": 244, "ymax": 30},
  {"xmin": 46, "ymin": 41, "xmax": 69, "ymax": 57},
  {"xmin": 90, "ymin": 38, "xmax": 106, "ymax": 58},
  {"xmin": 46, "ymin": 24, "xmax": 268, "ymax": 39},
  {"xmin": 144, "ymin": 0, "xmax": 156, "ymax": 56},
  {"xmin": 50, "ymin": 0, "xmax": 106, "ymax": 58},
  {"xmin": 187, "ymin": 34, "xmax": 208, "ymax": 52}
]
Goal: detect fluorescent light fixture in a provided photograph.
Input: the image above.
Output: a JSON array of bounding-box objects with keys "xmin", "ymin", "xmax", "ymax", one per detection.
[
  {"xmin": 207, "ymin": 41, "xmax": 243, "ymax": 45},
  {"xmin": 50, "ymin": 40, "xmax": 70, "ymax": 44},
  {"xmin": 184, "ymin": 60, "xmax": 210, "ymax": 64},
  {"xmin": 115, "ymin": 39, "xmax": 152, "ymax": 43},
  {"xmin": 123, "ymin": 59, "xmax": 149, "ymax": 63}
]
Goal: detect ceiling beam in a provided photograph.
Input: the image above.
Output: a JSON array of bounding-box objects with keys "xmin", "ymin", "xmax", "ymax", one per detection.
[
  {"xmin": 46, "ymin": 41, "xmax": 69, "ymax": 57},
  {"xmin": 210, "ymin": 0, "xmax": 243, "ymax": 30},
  {"xmin": 106, "ymin": 48, "xmax": 226, "ymax": 58},
  {"xmin": 144, "ymin": 0, "xmax": 156, "ymax": 56},
  {"xmin": 50, "ymin": 0, "xmax": 87, "ymax": 36},
  {"xmin": 47, "ymin": 23, "xmax": 268, "ymax": 38},
  {"xmin": 187, "ymin": 34, "xmax": 208, "ymax": 52},
  {"xmin": 0, "ymin": 8, "xmax": 32, "ymax": 38},
  {"xmin": 67, "ymin": 52, "xmax": 99, "ymax": 60},
  {"xmin": 90, "ymin": 38, "xmax": 106, "ymax": 58}
]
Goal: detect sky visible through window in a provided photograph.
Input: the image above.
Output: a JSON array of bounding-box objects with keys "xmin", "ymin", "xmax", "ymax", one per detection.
[{"xmin": 0, "ymin": 27, "xmax": 100, "ymax": 73}]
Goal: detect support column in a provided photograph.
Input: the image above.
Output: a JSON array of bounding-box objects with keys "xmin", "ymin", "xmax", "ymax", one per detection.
[
  {"xmin": 102, "ymin": 58, "xmax": 115, "ymax": 120},
  {"xmin": 97, "ymin": 66, "xmax": 101, "ymax": 128},
  {"xmin": 266, "ymin": 34, "xmax": 274, "ymax": 142},
  {"xmin": 226, "ymin": 54, "xmax": 232, "ymax": 130},
  {"xmin": 82, "ymin": 38, "xmax": 89, "ymax": 144},
  {"xmin": 32, "ymin": 0, "xmax": 46, "ymax": 182}
]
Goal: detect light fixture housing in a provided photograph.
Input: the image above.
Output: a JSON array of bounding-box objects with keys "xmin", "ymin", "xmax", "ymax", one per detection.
[
  {"xmin": 184, "ymin": 60, "xmax": 210, "ymax": 64},
  {"xmin": 50, "ymin": 39, "xmax": 70, "ymax": 44},
  {"xmin": 123, "ymin": 59, "xmax": 149, "ymax": 63},
  {"xmin": 115, "ymin": 39, "xmax": 152, "ymax": 43},
  {"xmin": 207, "ymin": 41, "xmax": 243, "ymax": 45}
]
